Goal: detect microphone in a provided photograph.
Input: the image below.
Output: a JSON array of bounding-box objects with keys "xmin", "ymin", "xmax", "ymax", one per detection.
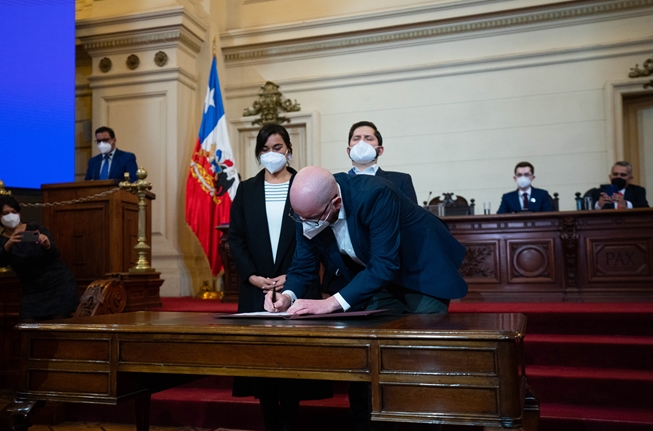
[{"xmin": 423, "ymin": 191, "xmax": 432, "ymax": 208}]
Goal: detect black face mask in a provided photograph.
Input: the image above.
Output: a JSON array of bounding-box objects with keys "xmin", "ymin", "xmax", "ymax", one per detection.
[{"xmin": 611, "ymin": 177, "xmax": 627, "ymax": 190}]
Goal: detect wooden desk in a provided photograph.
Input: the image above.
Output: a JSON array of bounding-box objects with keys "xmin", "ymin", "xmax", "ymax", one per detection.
[
  {"xmin": 445, "ymin": 208, "xmax": 653, "ymax": 302},
  {"xmin": 11, "ymin": 312, "xmax": 535, "ymax": 430}
]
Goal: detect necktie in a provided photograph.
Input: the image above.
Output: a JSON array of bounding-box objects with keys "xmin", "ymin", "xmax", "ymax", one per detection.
[
  {"xmin": 523, "ymin": 193, "xmax": 529, "ymax": 210},
  {"xmin": 100, "ymin": 155, "xmax": 110, "ymax": 180}
]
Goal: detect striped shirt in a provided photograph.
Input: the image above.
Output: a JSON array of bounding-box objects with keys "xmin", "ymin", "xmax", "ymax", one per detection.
[{"xmin": 264, "ymin": 181, "xmax": 290, "ymax": 263}]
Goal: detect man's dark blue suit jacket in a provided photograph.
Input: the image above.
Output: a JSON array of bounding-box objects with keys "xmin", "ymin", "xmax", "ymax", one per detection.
[
  {"xmin": 283, "ymin": 174, "xmax": 468, "ymax": 310},
  {"xmin": 497, "ymin": 187, "xmax": 553, "ymax": 214},
  {"xmin": 84, "ymin": 149, "xmax": 138, "ymax": 182},
  {"xmin": 348, "ymin": 167, "xmax": 418, "ymax": 204}
]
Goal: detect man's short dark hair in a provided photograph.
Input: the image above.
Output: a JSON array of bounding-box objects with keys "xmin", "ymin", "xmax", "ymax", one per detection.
[
  {"xmin": 255, "ymin": 124, "xmax": 292, "ymax": 161},
  {"xmin": 514, "ymin": 161, "xmax": 534, "ymax": 175},
  {"xmin": 613, "ymin": 161, "xmax": 633, "ymax": 176},
  {"xmin": 0, "ymin": 195, "xmax": 21, "ymax": 213},
  {"xmin": 95, "ymin": 126, "xmax": 115, "ymax": 139},
  {"xmin": 348, "ymin": 121, "xmax": 383, "ymax": 146}
]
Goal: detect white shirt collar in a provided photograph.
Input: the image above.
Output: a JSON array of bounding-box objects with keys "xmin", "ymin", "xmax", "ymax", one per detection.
[
  {"xmin": 352, "ymin": 164, "xmax": 379, "ymax": 175},
  {"xmin": 334, "ymin": 184, "xmax": 346, "ymax": 223}
]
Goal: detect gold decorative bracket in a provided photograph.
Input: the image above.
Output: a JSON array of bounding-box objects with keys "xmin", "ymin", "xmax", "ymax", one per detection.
[
  {"xmin": 0, "ymin": 179, "xmax": 11, "ymax": 197},
  {"xmin": 119, "ymin": 168, "xmax": 155, "ymax": 273},
  {"xmin": 628, "ymin": 58, "xmax": 653, "ymax": 89},
  {"xmin": 243, "ymin": 81, "xmax": 300, "ymax": 126}
]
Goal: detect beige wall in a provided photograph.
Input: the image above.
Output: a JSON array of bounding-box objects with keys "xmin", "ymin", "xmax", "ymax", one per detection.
[
  {"xmin": 75, "ymin": 0, "xmax": 653, "ymax": 296},
  {"xmin": 220, "ymin": 0, "xmax": 653, "ymax": 210}
]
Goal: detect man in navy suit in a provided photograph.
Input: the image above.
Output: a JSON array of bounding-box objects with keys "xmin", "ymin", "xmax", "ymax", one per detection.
[
  {"xmin": 266, "ymin": 166, "xmax": 467, "ymax": 431},
  {"xmin": 586, "ymin": 161, "xmax": 648, "ymax": 209},
  {"xmin": 346, "ymin": 121, "xmax": 418, "ymax": 203},
  {"xmin": 84, "ymin": 126, "xmax": 138, "ymax": 182},
  {"xmin": 497, "ymin": 161, "xmax": 553, "ymax": 214}
]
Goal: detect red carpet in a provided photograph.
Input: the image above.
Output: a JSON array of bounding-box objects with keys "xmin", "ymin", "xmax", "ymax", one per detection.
[{"xmin": 69, "ymin": 297, "xmax": 653, "ymax": 431}]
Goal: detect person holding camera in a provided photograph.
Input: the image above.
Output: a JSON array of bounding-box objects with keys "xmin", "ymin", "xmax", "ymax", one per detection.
[
  {"xmin": 585, "ymin": 161, "xmax": 649, "ymax": 209},
  {"xmin": 0, "ymin": 196, "xmax": 78, "ymax": 322}
]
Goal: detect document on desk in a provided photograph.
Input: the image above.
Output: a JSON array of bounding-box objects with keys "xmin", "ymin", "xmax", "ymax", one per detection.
[
  {"xmin": 222, "ymin": 311, "xmax": 289, "ymax": 318},
  {"xmin": 214, "ymin": 309, "xmax": 390, "ymax": 319}
]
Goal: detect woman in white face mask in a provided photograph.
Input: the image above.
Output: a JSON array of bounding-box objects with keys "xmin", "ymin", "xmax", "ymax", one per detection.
[
  {"xmin": 0, "ymin": 196, "xmax": 79, "ymax": 322},
  {"xmin": 228, "ymin": 124, "xmax": 332, "ymax": 431}
]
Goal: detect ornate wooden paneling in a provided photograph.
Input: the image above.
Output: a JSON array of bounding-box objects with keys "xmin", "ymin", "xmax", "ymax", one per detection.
[
  {"xmin": 42, "ymin": 180, "xmax": 154, "ymax": 287},
  {"xmin": 588, "ymin": 238, "xmax": 652, "ymax": 281},
  {"xmin": 445, "ymin": 208, "xmax": 653, "ymax": 301},
  {"xmin": 507, "ymin": 240, "xmax": 555, "ymax": 284},
  {"xmin": 458, "ymin": 242, "xmax": 499, "ymax": 283}
]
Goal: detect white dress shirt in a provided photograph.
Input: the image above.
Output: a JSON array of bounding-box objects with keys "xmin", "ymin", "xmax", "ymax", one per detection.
[
  {"xmin": 351, "ymin": 164, "xmax": 379, "ymax": 175},
  {"xmin": 283, "ymin": 184, "xmax": 361, "ymax": 311}
]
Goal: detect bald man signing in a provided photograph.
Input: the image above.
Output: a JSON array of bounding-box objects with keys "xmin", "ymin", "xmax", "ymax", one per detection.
[
  {"xmin": 265, "ymin": 167, "xmax": 467, "ymax": 431},
  {"xmin": 264, "ymin": 166, "xmax": 467, "ymax": 316}
]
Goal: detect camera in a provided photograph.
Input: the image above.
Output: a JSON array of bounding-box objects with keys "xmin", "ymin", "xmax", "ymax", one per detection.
[{"xmin": 20, "ymin": 231, "xmax": 39, "ymax": 242}]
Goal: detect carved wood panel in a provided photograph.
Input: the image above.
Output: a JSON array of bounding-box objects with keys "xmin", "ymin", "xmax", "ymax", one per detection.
[
  {"xmin": 458, "ymin": 241, "xmax": 499, "ymax": 283},
  {"xmin": 587, "ymin": 237, "xmax": 653, "ymax": 281},
  {"xmin": 52, "ymin": 205, "xmax": 107, "ymax": 281},
  {"xmin": 507, "ymin": 240, "xmax": 555, "ymax": 284},
  {"xmin": 122, "ymin": 205, "xmax": 139, "ymax": 268}
]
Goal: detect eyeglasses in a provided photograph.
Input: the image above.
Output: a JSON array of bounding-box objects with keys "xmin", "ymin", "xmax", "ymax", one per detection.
[
  {"xmin": 95, "ymin": 139, "xmax": 112, "ymax": 144},
  {"xmin": 515, "ymin": 173, "xmax": 533, "ymax": 178},
  {"xmin": 288, "ymin": 195, "xmax": 337, "ymax": 227}
]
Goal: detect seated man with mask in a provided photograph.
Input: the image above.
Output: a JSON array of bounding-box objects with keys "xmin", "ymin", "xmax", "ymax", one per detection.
[
  {"xmin": 586, "ymin": 161, "xmax": 649, "ymax": 209},
  {"xmin": 497, "ymin": 161, "xmax": 553, "ymax": 213},
  {"xmin": 85, "ymin": 126, "xmax": 138, "ymax": 182}
]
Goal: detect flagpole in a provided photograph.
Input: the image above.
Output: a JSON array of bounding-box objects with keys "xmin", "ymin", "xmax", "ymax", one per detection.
[{"xmin": 212, "ymin": 36, "xmax": 216, "ymax": 58}]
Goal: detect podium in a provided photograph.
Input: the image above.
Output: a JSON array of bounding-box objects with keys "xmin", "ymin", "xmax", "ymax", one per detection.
[
  {"xmin": 42, "ymin": 180, "xmax": 152, "ymax": 283},
  {"xmin": 41, "ymin": 180, "xmax": 162, "ymax": 309}
]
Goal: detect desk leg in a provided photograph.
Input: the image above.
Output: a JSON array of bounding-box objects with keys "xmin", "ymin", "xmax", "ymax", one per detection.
[
  {"xmin": 484, "ymin": 385, "xmax": 539, "ymax": 431},
  {"xmin": 522, "ymin": 385, "xmax": 540, "ymax": 431},
  {"xmin": 134, "ymin": 394, "xmax": 151, "ymax": 431},
  {"xmin": 0, "ymin": 399, "xmax": 45, "ymax": 431}
]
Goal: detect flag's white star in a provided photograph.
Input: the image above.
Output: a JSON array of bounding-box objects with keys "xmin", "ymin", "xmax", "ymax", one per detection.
[{"xmin": 204, "ymin": 86, "xmax": 215, "ymax": 113}]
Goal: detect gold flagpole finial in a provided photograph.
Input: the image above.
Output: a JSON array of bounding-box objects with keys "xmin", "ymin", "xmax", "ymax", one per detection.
[{"xmin": 212, "ymin": 36, "xmax": 216, "ymax": 58}]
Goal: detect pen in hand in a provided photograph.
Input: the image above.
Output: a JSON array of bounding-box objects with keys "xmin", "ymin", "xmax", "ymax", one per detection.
[{"xmin": 271, "ymin": 280, "xmax": 277, "ymax": 311}]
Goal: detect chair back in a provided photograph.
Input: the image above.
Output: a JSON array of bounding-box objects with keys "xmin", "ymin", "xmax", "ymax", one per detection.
[{"xmin": 427, "ymin": 193, "xmax": 475, "ymax": 216}]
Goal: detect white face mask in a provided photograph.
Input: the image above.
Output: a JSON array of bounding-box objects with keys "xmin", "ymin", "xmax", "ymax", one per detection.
[
  {"xmin": 516, "ymin": 176, "xmax": 531, "ymax": 189},
  {"xmin": 349, "ymin": 141, "xmax": 378, "ymax": 165},
  {"xmin": 98, "ymin": 141, "xmax": 112, "ymax": 154},
  {"xmin": 300, "ymin": 201, "xmax": 335, "ymax": 239},
  {"xmin": 260, "ymin": 151, "xmax": 288, "ymax": 174},
  {"xmin": 1, "ymin": 213, "xmax": 20, "ymax": 229},
  {"xmin": 302, "ymin": 220, "xmax": 330, "ymax": 239}
]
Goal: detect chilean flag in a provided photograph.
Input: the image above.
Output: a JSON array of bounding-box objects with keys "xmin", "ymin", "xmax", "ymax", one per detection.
[{"xmin": 185, "ymin": 57, "xmax": 239, "ymax": 276}]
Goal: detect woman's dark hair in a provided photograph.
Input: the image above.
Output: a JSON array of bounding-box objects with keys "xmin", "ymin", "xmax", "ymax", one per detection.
[
  {"xmin": 0, "ymin": 195, "xmax": 21, "ymax": 213},
  {"xmin": 255, "ymin": 124, "xmax": 292, "ymax": 161}
]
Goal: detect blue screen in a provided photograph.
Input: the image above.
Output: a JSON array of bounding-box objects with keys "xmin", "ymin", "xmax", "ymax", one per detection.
[{"xmin": 0, "ymin": 0, "xmax": 75, "ymax": 189}]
